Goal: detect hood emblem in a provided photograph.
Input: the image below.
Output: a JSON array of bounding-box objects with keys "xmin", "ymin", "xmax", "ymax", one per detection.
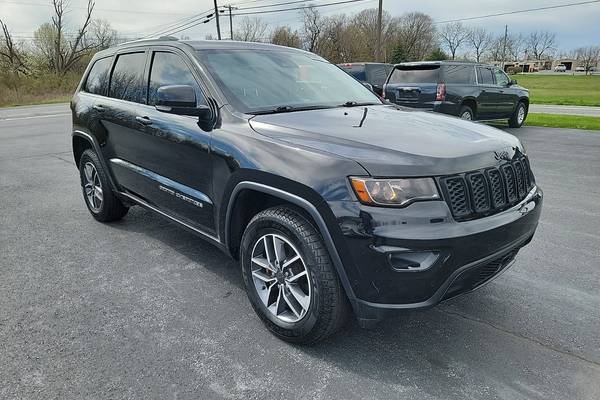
[{"xmin": 494, "ymin": 150, "xmax": 512, "ymax": 161}]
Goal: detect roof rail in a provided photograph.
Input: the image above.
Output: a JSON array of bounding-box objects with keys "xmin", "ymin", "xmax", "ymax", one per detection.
[{"xmin": 118, "ymin": 36, "xmax": 179, "ymax": 47}]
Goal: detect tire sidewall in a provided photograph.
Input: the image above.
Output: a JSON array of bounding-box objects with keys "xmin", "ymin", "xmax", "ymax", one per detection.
[
  {"xmin": 459, "ymin": 105, "xmax": 474, "ymax": 121},
  {"xmin": 240, "ymin": 217, "xmax": 322, "ymax": 338},
  {"xmin": 79, "ymin": 150, "xmax": 109, "ymax": 220}
]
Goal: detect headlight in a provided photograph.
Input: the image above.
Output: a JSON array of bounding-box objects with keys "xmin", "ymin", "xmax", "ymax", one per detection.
[{"xmin": 349, "ymin": 177, "xmax": 440, "ymax": 206}]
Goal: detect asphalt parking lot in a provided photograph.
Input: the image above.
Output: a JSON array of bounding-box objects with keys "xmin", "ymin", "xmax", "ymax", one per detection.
[{"xmin": 1, "ymin": 105, "xmax": 599, "ymax": 399}]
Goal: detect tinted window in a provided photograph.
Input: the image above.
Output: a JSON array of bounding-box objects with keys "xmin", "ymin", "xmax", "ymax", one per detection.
[
  {"xmin": 366, "ymin": 64, "xmax": 393, "ymax": 86},
  {"xmin": 109, "ymin": 52, "xmax": 146, "ymax": 103},
  {"xmin": 341, "ymin": 65, "xmax": 366, "ymax": 81},
  {"xmin": 148, "ymin": 52, "xmax": 205, "ymax": 106},
  {"xmin": 494, "ymin": 68, "xmax": 509, "ymax": 86},
  {"xmin": 389, "ymin": 66, "xmax": 440, "ymax": 84},
  {"xmin": 444, "ymin": 65, "xmax": 476, "ymax": 84},
  {"xmin": 85, "ymin": 57, "xmax": 112, "ymax": 95},
  {"xmin": 476, "ymin": 67, "xmax": 494, "ymax": 85}
]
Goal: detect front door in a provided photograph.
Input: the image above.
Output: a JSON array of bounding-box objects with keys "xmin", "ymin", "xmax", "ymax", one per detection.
[{"xmin": 493, "ymin": 68, "xmax": 519, "ymax": 117}]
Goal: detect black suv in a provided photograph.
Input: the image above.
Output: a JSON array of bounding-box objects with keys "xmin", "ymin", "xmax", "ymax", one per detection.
[
  {"xmin": 71, "ymin": 40, "xmax": 542, "ymax": 343},
  {"xmin": 338, "ymin": 62, "xmax": 394, "ymax": 95},
  {"xmin": 384, "ymin": 61, "xmax": 530, "ymax": 128}
]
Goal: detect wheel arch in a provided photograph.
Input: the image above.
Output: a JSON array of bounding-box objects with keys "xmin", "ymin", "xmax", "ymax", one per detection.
[
  {"xmin": 72, "ymin": 130, "xmax": 120, "ymax": 192},
  {"xmin": 224, "ymin": 181, "xmax": 357, "ymax": 302},
  {"xmin": 461, "ymin": 97, "xmax": 478, "ymax": 116}
]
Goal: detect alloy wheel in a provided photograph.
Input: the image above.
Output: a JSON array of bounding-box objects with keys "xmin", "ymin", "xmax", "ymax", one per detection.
[
  {"xmin": 250, "ymin": 233, "xmax": 311, "ymax": 323},
  {"xmin": 83, "ymin": 162, "xmax": 103, "ymax": 212},
  {"xmin": 517, "ymin": 106, "xmax": 526, "ymax": 124},
  {"xmin": 461, "ymin": 111, "xmax": 472, "ymax": 120}
]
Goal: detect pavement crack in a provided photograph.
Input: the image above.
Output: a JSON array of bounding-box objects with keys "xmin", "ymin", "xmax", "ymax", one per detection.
[{"xmin": 440, "ymin": 308, "xmax": 600, "ymax": 368}]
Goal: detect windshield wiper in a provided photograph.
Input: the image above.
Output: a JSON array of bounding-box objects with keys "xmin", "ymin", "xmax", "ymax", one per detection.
[
  {"xmin": 250, "ymin": 105, "xmax": 334, "ymax": 115},
  {"xmin": 340, "ymin": 101, "xmax": 380, "ymax": 107}
]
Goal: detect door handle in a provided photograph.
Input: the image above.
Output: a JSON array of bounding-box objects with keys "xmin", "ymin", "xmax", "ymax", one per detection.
[
  {"xmin": 92, "ymin": 104, "xmax": 106, "ymax": 112},
  {"xmin": 135, "ymin": 116, "xmax": 153, "ymax": 126}
]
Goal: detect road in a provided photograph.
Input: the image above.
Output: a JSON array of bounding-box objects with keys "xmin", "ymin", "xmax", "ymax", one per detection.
[
  {"xmin": 1, "ymin": 106, "xmax": 599, "ymax": 400},
  {"xmin": 529, "ymin": 104, "xmax": 600, "ymax": 117}
]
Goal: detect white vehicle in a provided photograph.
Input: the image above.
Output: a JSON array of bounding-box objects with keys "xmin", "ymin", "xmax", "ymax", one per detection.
[
  {"xmin": 554, "ymin": 64, "xmax": 567, "ymax": 72},
  {"xmin": 575, "ymin": 66, "xmax": 586, "ymax": 72}
]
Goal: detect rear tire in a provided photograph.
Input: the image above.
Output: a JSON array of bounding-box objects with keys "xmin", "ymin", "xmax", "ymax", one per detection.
[
  {"xmin": 79, "ymin": 149, "xmax": 128, "ymax": 222},
  {"xmin": 459, "ymin": 105, "xmax": 475, "ymax": 121},
  {"xmin": 508, "ymin": 101, "xmax": 527, "ymax": 128},
  {"xmin": 240, "ymin": 206, "xmax": 349, "ymax": 344}
]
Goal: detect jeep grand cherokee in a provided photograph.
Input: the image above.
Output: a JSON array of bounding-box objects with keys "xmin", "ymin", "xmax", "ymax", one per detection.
[{"xmin": 71, "ymin": 39, "xmax": 542, "ymax": 343}]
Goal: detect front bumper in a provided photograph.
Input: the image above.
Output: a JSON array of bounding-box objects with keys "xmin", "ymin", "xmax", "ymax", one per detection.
[{"xmin": 328, "ymin": 185, "xmax": 543, "ymax": 325}]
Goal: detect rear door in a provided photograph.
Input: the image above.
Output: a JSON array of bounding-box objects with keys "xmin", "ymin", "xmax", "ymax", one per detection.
[
  {"xmin": 475, "ymin": 66, "xmax": 502, "ymax": 118},
  {"xmin": 384, "ymin": 65, "xmax": 440, "ymax": 108},
  {"xmin": 441, "ymin": 65, "xmax": 476, "ymax": 114}
]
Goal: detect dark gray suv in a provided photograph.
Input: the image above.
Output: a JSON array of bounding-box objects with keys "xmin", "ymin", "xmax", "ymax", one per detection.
[{"xmin": 384, "ymin": 61, "xmax": 530, "ymax": 128}]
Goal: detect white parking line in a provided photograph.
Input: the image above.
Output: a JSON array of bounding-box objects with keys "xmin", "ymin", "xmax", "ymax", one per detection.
[{"xmin": 0, "ymin": 113, "xmax": 71, "ymax": 122}]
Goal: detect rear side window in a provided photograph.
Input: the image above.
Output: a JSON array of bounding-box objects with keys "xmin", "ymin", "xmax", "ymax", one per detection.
[
  {"xmin": 389, "ymin": 66, "xmax": 439, "ymax": 84},
  {"xmin": 85, "ymin": 57, "xmax": 112, "ymax": 95},
  {"xmin": 109, "ymin": 52, "xmax": 146, "ymax": 103},
  {"xmin": 148, "ymin": 52, "xmax": 205, "ymax": 106},
  {"xmin": 476, "ymin": 67, "xmax": 494, "ymax": 85},
  {"xmin": 444, "ymin": 65, "xmax": 476, "ymax": 84},
  {"xmin": 366, "ymin": 65, "xmax": 392, "ymax": 86},
  {"xmin": 341, "ymin": 65, "xmax": 366, "ymax": 81}
]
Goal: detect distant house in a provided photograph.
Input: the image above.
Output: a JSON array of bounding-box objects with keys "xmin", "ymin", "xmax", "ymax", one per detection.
[{"xmin": 490, "ymin": 60, "xmax": 552, "ymax": 72}]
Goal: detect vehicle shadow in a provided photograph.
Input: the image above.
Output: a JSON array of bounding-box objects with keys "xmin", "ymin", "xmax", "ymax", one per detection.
[{"xmin": 106, "ymin": 206, "xmax": 557, "ymax": 398}]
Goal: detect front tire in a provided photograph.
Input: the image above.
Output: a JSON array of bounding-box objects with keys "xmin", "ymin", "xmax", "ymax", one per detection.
[
  {"xmin": 79, "ymin": 149, "xmax": 128, "ymax": 222},
  {"xmin": 508, "ymin": 101, "xmax": 528, "ymax": 128},
  {"xmin": 240, "ymin": 206, "xmax": 349, "ymax": 344}
]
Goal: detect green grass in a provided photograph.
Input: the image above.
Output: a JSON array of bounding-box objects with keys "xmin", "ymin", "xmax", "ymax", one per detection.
[
  {"xmin": 513, "ymin": 74, "xmax": 600, "ymax": 106},
  {"xmin": 525, "ymin": 113, "xmax": 600, "ymax": 131}
]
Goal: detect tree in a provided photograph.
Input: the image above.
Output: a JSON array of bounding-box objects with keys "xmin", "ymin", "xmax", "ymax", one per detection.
[
  {"xmin": 425, "ymin": 47, "xmax": 449, "ymax": 61},
  {"xmin": 575, "ymin": 46, "xmax": 600, "ymax": 75},
  {"xmin": 87, "ymin": 19, "xmax": 118, "ymax": 50},
  {"xmin": 394, "ymin": 12, "xmax": 436, "ymax": 61},
  {"xmin": 349, "ymin": 8, "xmax": 398, "ymax": 61},
  {"xmin": 233, "ymin": 17, "xmax": 268, "ymax": 42},
  {"xmin": 468, "ymin": 27, "xmax": 491, "ymax": 62},
  {"xmin": 390, "ymin": 42, "xmax": 409, "ymax": 64},
  {"xmin": 0, "ymin": 19, "xmax": 29, "ymax": 75},
  {"xmin": 301, "ymin": 6, "xmax": 322, "ymax": 53},
  {"xmin": 439, "ymin": 22, "xmax": 469, "ymax": 60},
  {"xmin": 526, "ymin": 31, "xmax": 556, "ymax": 60},
  {"xmin": 270, "ymin": 26, "xmax": 301, "ymax": 48}
]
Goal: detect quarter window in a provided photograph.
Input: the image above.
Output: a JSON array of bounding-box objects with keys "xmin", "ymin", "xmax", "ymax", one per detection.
[
  {"xmin": 148, "ymin": 52, "xmax": 204, "ymax": 106},
  {"xmin": 444, "ymin": 65, "xmax": 476, "ymax": 84},
  {"xmin": 109, "ymin": 52, "xmax": 146, "ymax": 103},
  {"xmin": 85, "ymin": 57, "xmax": 112, "ymax": 95},
  {"xmin": 476, "ymin": 67, "xmax": 494, "ymax": 85},
  {"xmin": 494, "ymin": 69, "xmax": 510, "ymax": 86}
]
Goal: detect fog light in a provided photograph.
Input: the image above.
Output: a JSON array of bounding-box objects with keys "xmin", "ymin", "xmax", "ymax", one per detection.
[{"xmin": 388, "ymin": 251, "xmax": 440, "ymax": 272}]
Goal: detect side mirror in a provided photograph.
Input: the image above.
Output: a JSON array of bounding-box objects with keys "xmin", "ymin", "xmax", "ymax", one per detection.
[
  {"xmin": 361, "ymin": 82, "xmax": 374, "ymax": 92},
  {"xmin": 156, "ymin": 85, "xmax": 212, "ymax": 120},
  {"xmin": 508, "ymin": 79, "xmax": 517, "ymax": 86}
]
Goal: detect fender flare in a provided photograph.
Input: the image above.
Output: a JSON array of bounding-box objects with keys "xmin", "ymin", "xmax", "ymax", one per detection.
[
  {"xmin": 72, "ymin": 130, "xmax": 120, "ymax": 193},
  {"xmin": 225, "ymin": 181, "xmax": 357, "ymax": 301}
]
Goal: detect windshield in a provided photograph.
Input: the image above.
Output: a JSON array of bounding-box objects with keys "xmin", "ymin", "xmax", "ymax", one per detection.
[{"xmin": 196, "ymin": 49, "xmax": 381, "ymax": 114}]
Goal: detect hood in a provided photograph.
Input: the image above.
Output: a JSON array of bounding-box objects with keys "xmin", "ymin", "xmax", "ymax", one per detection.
[{"xmin": 249, "ymin": 105, "xmax": 523, "ymax": 176}]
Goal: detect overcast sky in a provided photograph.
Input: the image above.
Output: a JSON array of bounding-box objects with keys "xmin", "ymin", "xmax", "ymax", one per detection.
[{"xmin": 2, "ymin": 0, "xmax": 599, "ymax": 51}]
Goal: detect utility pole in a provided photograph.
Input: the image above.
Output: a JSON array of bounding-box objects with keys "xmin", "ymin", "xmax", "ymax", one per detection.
[
  {"xmin": 224, "ymin": 5, "xmax": 238, "ymax": 40},
  {"xmin": 501, "ymin": 24, "xmax": 508, "ymax": 70},
  {"xmin": 213, "ymin": 0, "xmax": 222, "ymax": 40},
  {"xmin": 375, "ymin": 0, "xmax": 383, "ymax": 62}
]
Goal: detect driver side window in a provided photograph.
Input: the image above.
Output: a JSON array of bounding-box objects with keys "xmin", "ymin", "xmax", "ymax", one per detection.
[
  {"xmin": 494, "ymin": 69, "xmax": 510, "ymax": 87},
  {"xmin": 148, "ymin": 51, "xmax": 206, "ymax": 106}
]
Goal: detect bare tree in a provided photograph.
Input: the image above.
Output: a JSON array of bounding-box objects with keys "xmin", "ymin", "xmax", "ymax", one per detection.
[
  {"xmin": 508, "ymin": 34, "xmax": 526, "ymax": 61},
  {"xmin": 575, "ymin": 46, "xmax": 600, "ymax": 75},
  {"xmin": 318, "ymin": 14, "xmax": 361, "ymax": 63},
  {"xmin": 270, "ymin": 26, "xmax": 301, "ymax": 48},
  {"xmin": 468, "ymin": 27, "xmax": 491, "ymax": 62},
  {"xmin": 439, "ymin": 22, "xmax": 469, "ymax": 60},
  {"xmin": 301, "ymin": 6, "xmax": 322, "ymax": 53},
  {"xmin": 395, "ymin": 12, "xmax": 436, "ymax": 61},
  {"xmin": 526, "ymin": 31, "xmax": 556, "ymax": 60},
  {"xmin": 0, "ymin": 19, "xmax": 29, "ymax": 74},
  {"xmin": 87, "ymin": 19, "xmax": 117, "ymax": 50},
  {"xmin": 233, "ymin": 17, "xmax": 268, "ymax": 42},
  {"xmin": 350, "ymin": 8, "xmax": 398, "ymax": 61}
]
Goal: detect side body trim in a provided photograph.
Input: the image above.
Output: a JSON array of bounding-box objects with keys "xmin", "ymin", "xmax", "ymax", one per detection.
[{"xmin": 225, "ymin": 181, "xmax": 356, "ymax": 301}]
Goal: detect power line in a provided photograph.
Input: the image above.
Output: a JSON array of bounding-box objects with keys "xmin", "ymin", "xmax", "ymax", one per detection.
[
  {"xmin": 433, "ymin": 0, "xmax": 600, "ymax": 24},
  {"xmin": 237, "ymin": 0, "xmax": 314, "ymax": 10},
  {"xmin": 231, "ymin": 0, "xmax": 372, "ymax": 16},
  {"xmin": 0, "ymin": 0, "xmax": 192, "ymax": 16},
  {"xmin": 141, "ymin": 9, "xmax": 216, "ymax": 39}
]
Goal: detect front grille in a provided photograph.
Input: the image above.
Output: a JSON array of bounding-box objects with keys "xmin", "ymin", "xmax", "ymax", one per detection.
[{"xmin": 439, "ymin": 154, "xmax": 535, "ymax": 221}]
